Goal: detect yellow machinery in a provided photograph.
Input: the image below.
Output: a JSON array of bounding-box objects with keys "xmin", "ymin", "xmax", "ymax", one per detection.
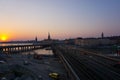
[{"xmin": 49, "ymin": 72, "xmax": 59, "ymax": 80}]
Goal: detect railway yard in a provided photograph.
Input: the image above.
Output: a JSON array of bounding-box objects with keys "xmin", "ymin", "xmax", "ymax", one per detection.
[{"xmin": 53, "ymin": 45, "xmax": 120, "ymax": 80}]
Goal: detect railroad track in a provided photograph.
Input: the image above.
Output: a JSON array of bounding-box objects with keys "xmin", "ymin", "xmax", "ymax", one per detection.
[
  {"xmin": 64, "ymin": 53, "xmax": 102, "ymax": 80},
  {"xmin": 78, "ymin": 49, "xmax": 120, "ymax": 74},
  {"xmin": 56, "ymin": 45, "xmax": 120, "ymax": 80}
]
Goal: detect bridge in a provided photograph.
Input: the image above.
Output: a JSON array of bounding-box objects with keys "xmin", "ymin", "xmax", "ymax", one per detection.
[{"xmin": 0, "ymin": 43, "xmax": 51, "ymax": 54}]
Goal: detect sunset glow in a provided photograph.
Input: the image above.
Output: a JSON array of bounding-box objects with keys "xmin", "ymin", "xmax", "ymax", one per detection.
[
  {"xmin": 0, "ymin": 35, "xmax": 8, "ymax": 41},
  {"xmin": 0, "ymin": 0, "xmax": 120, "ymax": 40}
]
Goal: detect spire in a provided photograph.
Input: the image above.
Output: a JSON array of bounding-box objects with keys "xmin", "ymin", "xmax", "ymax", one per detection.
[
  {"xmin": 101, "ymin": 32, "xmax": 104, "ymax": 39},
  {"xmin": 48, "ymin": 32, "xmax": 51, "ymax": 40},
  {"xmin": 35, "ymin": 36, "xmax": 37, "ymax": 42}
]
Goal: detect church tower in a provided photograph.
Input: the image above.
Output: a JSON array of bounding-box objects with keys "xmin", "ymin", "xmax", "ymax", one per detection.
[
  {"xmin": 48, "ymin": 32, "xmax": 51, "ymax": 40},
  {"xmin": 101, "ymin": 32, "xmax": 104, "ymax": 39},
  {"xmin": 35, "ymin": 36, "xmax": 37, "ymax": 42}
]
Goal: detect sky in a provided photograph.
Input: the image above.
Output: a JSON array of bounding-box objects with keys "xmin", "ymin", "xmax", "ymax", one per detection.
[{"xmin": 0, "ymin": 0, "xmax": 120, "ymax": 41}]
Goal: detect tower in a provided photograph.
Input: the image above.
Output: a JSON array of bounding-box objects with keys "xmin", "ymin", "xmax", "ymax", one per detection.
[
  {"xmin": 35, "ymin": 36, "xmax": 37, "ymax": 42},
  {"xmin": 101, "ymin": 32, "xmax": 104, "ymax": 39},
  {"xmin": 48, "ymin": 32, "xmax": 51, "ymax": 40}
]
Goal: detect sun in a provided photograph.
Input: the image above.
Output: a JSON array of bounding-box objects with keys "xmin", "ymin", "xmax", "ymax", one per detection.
[{"xmin": 1, "ymin": 35, "xmax": 7, "ymax": 41}]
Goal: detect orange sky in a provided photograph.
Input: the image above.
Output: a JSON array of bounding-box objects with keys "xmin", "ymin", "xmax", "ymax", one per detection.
[{"xmin": 0, "ymin": 0, "xmax": 120, "ymax": 41}]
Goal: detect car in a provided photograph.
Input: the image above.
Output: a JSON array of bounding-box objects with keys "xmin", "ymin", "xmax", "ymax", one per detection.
[{"xmin": 49, "ymin": 72, "xmax": 59, "ymax": 79}]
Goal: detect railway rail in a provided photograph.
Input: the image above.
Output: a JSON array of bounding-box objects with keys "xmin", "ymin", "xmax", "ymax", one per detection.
[{"xmin": 53, "ymin": 45, "xmax": 120, "ymax": 80}]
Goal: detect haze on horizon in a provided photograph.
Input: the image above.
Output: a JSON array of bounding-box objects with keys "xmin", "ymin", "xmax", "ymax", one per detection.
[{"xmin": 0, "ymin": 0, "xmax": 120, "ymax": 41}]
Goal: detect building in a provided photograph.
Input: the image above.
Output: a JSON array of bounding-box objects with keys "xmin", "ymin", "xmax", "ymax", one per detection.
[
  {"xmin": 35, "ymin": 36, "xmax": 37, "ymax": 42},
  {"xmin": 75, "ymin": 38, "xmax": 112, "ymax": 47},
  {"xmin": 41, "ymin": 33, "xmax": 52, "ymax": 44},
  {"xmin": 64, "ymin": 39, "xmax": 76, "ymax": 45},
  {"xmin": 101, "ymin": 32, "xmax": 104, "ymax": 39},
  {"xmin": 48, "ymin": 32, "xmax": 51, "ymax": 40}
]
